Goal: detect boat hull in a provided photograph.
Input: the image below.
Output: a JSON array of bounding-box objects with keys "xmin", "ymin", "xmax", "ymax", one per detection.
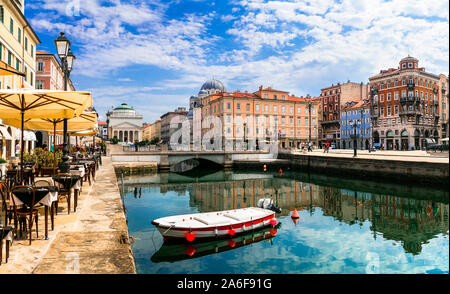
[{"xmin": 151, "ymin": 207, "xmax": 276, "ymax": 242}]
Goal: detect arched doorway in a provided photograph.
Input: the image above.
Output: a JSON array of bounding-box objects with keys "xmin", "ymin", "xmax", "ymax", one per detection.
[
  {"xmin": 35, "ymin": 131, "xmax": 43, "ymax": 148},
  {"xmin": 386, "ymin": 130, "xmax": 394, "ymax": 150},
  {"xmin": 414, "ymin": 129, "xmax": 420, "ymax": 150},
  {"xmin": 401, "ymin": 130, "xmax": 409, "ymax": 151},
  {"xmin": 373, "ymin": 131, "xmax": 380, "ymax": 144}
]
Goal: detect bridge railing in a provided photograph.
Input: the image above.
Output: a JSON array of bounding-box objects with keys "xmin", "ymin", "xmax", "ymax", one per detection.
[{"xmin": 123, "ymin": 145, "xmax": 160, "ymax": 152}]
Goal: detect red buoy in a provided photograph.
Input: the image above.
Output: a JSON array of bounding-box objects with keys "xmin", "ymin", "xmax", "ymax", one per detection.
[
  {"xmin": 292, "ymin": 218, "xmax": 299, "ymax": 225},
  {"xmin": 269, "ymin": 218, "xmax": 277, "ymax": 226},
  {"xmin": 269, "ymin": 228, "xmax": 277, "ymax": 236},
  {"xmin": 228, "ymin": 229, "xmax": 236, "ymax": 236},
  {"xmin": 291, "ymin": 208, "xmax": 299, "ymax": 219},
  {"xmin": 228, "ymin": 240, "xmax": 236, "ymax": 247},
  {"xmin": 186, "ymin": 232, "xmax": 196, "ymax": 242},
  {"xmin": 186, "ymin": 245, "xmax": 195, "ymax": 256}
]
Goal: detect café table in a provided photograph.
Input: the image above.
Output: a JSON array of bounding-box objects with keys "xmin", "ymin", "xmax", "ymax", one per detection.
[
  {"xmin": 52, "ymin": 174, "xmax": 81, "ymax": 212},
  {"xmin": 69, "ymin": 166, "xmax": 85, "ymax": 192},
  {"xmin": 10, "ymin": 186, "xmax": 58, "ymax": 240}
]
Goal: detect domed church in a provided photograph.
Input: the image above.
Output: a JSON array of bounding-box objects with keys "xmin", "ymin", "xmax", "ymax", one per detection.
[{"xmin": 106, "ymin": 103, "xmax": 143, "ymax": 143}]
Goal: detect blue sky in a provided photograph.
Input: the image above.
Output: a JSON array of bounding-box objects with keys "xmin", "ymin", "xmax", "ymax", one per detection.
[{"xmin": 26, "ymin": 0, "xmax": 449, "ymax": 123}]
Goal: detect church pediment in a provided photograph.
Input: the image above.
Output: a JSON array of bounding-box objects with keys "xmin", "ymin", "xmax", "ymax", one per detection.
[{"xmin": 111, "ymin": 121, "xmax": 142, "ymax": 129}]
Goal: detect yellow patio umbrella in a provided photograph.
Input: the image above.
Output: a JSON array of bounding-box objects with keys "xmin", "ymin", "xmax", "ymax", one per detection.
[
  {"xmin": 0, "ymin": 89, "xmax": 93, "ymax": 182},
  {"xmin": 0, "ymin": 60, "xmax": 25, "ymax": 77},
  {"xmin": 2, "ymin": 111, "xmax": 98, "ymax": 173}
]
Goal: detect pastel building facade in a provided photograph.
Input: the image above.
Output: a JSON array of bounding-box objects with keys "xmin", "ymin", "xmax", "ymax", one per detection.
[
  {"xmin": 200, "ymin": 85, "xmax": 321, "ymax": 149},
  {"xmin": 369, "ymin": 56, "xmax": 441, "ymax": 150},
  {"xmin": 0, "ymin": 0, "xmax": 40, "ymax": 159},
  {"xmin": 340, "ymin": 100, "xmax": 371, "ymax": 150},
  {"xmin": 320, "ymin": 81, "xmax": 369, "ymax": 148}
]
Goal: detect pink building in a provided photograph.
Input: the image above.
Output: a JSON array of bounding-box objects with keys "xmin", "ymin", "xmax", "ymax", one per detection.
[{"xmin": 34, "ymin": 50, "xmax": 75, "ymax": 148}]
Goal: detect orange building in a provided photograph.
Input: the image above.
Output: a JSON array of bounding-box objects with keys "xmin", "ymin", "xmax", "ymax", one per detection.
[
  {"xmin": 200, "ymin": 86, "xmax": 321, "ymax": 149},
  {"xmin": 369, "ymin": 56, "xmax": 441, "ymax": 150}
]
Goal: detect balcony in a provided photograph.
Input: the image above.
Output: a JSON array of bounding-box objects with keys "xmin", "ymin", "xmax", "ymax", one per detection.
[
  {"xmin": 399, "ymin": 109, "xmax": 421, "ymax": 116},
  {"xmin": 372, "ymin": 111, "xmax": 378, "ymax": 118},
  {"xmin": 407, "ymin": 82, "xmax": 415, "ymax": 90}
]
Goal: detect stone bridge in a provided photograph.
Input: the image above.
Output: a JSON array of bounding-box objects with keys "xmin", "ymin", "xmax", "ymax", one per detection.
[{"xmin": 107, "ymin": 143, "xmax": 277, "ymax": 170}]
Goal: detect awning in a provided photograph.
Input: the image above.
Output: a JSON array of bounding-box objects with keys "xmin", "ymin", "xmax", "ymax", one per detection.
[
  {"xmin": 442, "ymin": 138, "xmax": 449, "ymax": 142},
  {"xmin": 424, "ymin": 138, "xmax": 435, "ymax": 144},
  {"xmin": 0, "ymin": 125, "xmax": 12, "ymax": 140},
  {"xmin": 0, "ymin": 60, "xmax": 26, "ymax": 76},
  {"xmin": 15, "ymin": 130, "xmax": 37, "ymax": 141}
]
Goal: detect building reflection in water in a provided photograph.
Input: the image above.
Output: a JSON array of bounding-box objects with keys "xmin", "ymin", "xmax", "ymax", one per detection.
[{"xmin": 123, "ymin": 175, "xmax": 449, "ymax": 256}]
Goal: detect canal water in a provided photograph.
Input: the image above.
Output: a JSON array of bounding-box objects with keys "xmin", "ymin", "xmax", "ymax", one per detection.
[{"xmin": 119, "ymin": 169, "xmax": 449, "ymax": 274}]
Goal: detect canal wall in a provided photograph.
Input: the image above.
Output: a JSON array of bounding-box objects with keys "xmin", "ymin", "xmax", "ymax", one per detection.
[{"xmin": 233, "ymin": 153, "xmax": 449, "ymax": 186}]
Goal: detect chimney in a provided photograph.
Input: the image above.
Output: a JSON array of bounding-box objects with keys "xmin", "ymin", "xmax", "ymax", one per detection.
[{"xmin": 259, "ymin": 85, "xmax": 263, "ymax": 91}]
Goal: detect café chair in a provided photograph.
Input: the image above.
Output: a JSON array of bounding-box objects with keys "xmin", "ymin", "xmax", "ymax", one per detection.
[
  {"xmin": 10, "ymin": 185, "xmax": 40, "ymax": 245},
  {"xmin": 54, "ymin": 173, "xmax": 73, "ymax": 215},
  {"xmin": 0, "ymin": 183, "xmax": 14, "ymax": 228},
  {"xmin": 0, "ymin": 225, "xmax": 13, "ymax": 265}
]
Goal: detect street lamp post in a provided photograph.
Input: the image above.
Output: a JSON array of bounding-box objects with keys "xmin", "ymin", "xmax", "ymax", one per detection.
[
  {"xmin": 243, "ymin": 122, "xmax": 247, "ymax": 150},
  {"xmin": 370, "ymin": 87, "xmax": 378, "ymax": 153},
  {"xmin": 308, "ymin": 102, "xmax": 312, "ymax": 147},
  {"xmin": 353, "ymin": 119, "xmax": 360, "ymax": 157},
  {"xmin": 54, "ymin": 32, "xmax": 76, "ymax": 174}
]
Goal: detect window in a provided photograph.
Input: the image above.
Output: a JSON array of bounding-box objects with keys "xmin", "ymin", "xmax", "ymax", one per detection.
[
  {"xmin": 387, "ymin": 105, "xmax": 391, "ymax": 115},
  {"xmin": 387, "ymin": 93, "xmax": 391, "ymax": 101},
  {"xmin": 380, "ymin": 94, "xmax": 384, "ymax": 102},
  {"xmin": 290, "ymin": 107, "xmax": 293, "ymax": 113},
  {"xmin": 395, "ymin": 80, "xmax": 398, "ymax": 87},
  {"xmin": 18, "ymin": 28, "xmax": 21, "ymax": 43},
  {"xmin": 290, "ymin": 117, "xmax": 293, "ymax": 125},
  {"xmin": 0, "ymin": 6, "xmax": 3, "ymax": 23},
  {"xmin": 297, "ymin": 118, "xmax": 301, "ymax": 125},
  {"xmin": 402, "ymin": 63, "xmax": 406, "ymax": 69},
  {"xmin": 297, "ymin": 107, "xmax": 301, "ymax": 114},
  {"xmin": 395, "ymin": 105, "xmax": 398, "ymax": 114},
  {"xmin": 380, "ymin": 84, "xmax": 384, "ymax": 90},
  {"xmin": 0, "ymin": 43, "xmax": 2, "ymax": 61},
  {"xmin": 273, "ymin": 105, "xmax": 277, "ymax": 112},
  {"xmin": 246, "ymin": 103, "xmax": 250, "ymax": 111},
  {"xmin": 282, "ymin": 95, "xmax": 285, "ymax": 100},
  {"xmin": 16, "ymin": 59, "xmax": 19, "ymax": 70},
  {"xmin": 36, "ymin": 80, "xmax": 44, "ymax": 89},
  {"xmin": 264, "ymin": 105, "xmax": 268, "ymax": 112},
  {"xmin": 394, "ymin": 92, "xmax": 399, "ymax": 100},
  {"xmin": 402, "ymin": 79, "xmax": 405, "ymax": 85},
  {"xmin": 408, "ymin": 63, "xmax": 412, "ymax": 68},
  {"xmin": 255, "ymin": 104, "xmax": 260, "ymax": 111},
  {"xmin": 237, "ymin": 103, "xmax": 240, "ymax": 110},
  {"xmin": 10, "ymin": 18, "xmax": 13, "ymax": 34},
  {"xmin": 227, "ymin": 103, "xmax": 231, "ymax": 110},
  {"xmin": 25, "ymin": 37, "xmax": 28, "ymax": 51},
  {"xmin": 402, "ymin": 90, "xmax": 406, "ymax": 97},
  {"xmin": 273, "ymin": 95, "xmax": 277, "ymax": 100},
  {"xmin": 30, "ymin": 45, "xmax": 34, "ymax": 57},
  {"xmin": 281, "ymin": 106, "xmax": 285, "ymax": 113},
  {"xmin": 227, "ymin": 115, "xmax": 231, "ymax": 123},
  {"xmin": 24, "ymin": 66, "xmax": 27, "ymax": 82},
  {"xmin": 387, "ymin": 82, "xmax": 391, "ymax": 88},
  {"xmin": 264, "ymin": 94, "xmax": 268, "ymax": 98},
  {"xmin": 7, "ymin": 51, "xmax": 11, "ymax": 66}
]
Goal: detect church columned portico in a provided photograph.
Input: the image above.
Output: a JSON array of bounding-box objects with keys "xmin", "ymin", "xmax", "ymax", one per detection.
[{"xmin": 106, "ymin": 103, "xmax": 143, "ymax": 143}]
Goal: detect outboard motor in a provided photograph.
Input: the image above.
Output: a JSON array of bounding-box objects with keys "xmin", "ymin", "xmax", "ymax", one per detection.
[{"xmin": 257, "ymin": 198, "xmax": 282, "ymax": 214}]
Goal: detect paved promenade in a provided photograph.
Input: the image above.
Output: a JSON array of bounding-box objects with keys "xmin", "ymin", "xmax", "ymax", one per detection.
[
  {"xmin": 291, "ymin": 149, "xmax": 449, "ymax": 163},
  {"xmin": 0, "ymin": 157, "xmax": 136, "ymax": 274}
]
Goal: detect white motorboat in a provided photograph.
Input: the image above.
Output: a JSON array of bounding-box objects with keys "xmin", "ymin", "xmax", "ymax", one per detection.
[{"xmin": 151, "ymin": 198, "xmax": 281, "ymax": 242}]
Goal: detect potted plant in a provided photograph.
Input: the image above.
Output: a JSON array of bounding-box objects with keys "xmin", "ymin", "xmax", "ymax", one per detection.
[{"xmin": 0, "ymin": 157, "xmax": 7, "ymax": 177}]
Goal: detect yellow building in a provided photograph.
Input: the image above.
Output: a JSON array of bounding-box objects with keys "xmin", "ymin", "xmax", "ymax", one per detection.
[
  {"xmin": 150, "ymin": 120, "xmax": 161, "ymax": 140},
  {"xmin": 0, "ymin": 0, "xmax": 41, "ymax": 159}
]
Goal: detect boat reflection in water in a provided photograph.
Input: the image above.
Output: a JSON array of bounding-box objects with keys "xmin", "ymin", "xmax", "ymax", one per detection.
[{"xmin": 151, "ymin": 224, "xmax": 280, "ymax": 263}]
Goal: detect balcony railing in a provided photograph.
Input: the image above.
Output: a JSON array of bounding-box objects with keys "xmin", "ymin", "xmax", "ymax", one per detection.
[
  {"xmin": 399, "ymin": 109, "xmax": 421, "ymax": 116},
  {"xmin": 123, "ymin": 145, "xmax": 159, "ymax": 152},
  {"xmin": 407, "ymin": 82, "xmax": 415, "ymax": 89}
]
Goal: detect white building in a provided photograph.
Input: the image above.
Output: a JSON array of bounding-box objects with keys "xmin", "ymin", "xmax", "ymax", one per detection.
[{"xmin": 106, "ymin": 103, "xmax": 143, "ymax": 143}]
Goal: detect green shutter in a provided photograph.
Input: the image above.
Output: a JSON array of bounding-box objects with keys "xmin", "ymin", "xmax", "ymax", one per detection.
[
  {"xmin": 10, "ymin": 18, "xmax": 13, "ymax": 34},
  {"xmin": 7, "ymin": 51, "xmax": 11, "ymax": 66},
  {"xmin": 31, "ymin": 72, "xmax": 33, "ymax": 86},
  {"xmin": 18, "ymin": 28, "xmax": 21, "ymax": 43},
  {"xmin": 0, "ymin": 43, "xmax": 2, "ymax": 61},
  {"xmin": 25, "ymin": 37, "xmax": 28, "ymax": 51},
  {"xmin": 31, "ymin": 45, "xmax": 33, "ymax": 57},
  {"xmin": 24, "ymin": 66, "xmax": 27, "ymax": 81},
  {"xmin": 0, "ymin": 6, "xmax": 4, "ymax": 23},
  {"xmin": 16, "ymin": 59, "xmax": 19, "ymax": 70}
]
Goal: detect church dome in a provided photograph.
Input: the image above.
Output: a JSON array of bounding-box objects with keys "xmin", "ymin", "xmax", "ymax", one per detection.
[
  {"xmin": 114, "ymin": 103, "xmax": 134, "ymax": 110},
  {"xmin": 200, "ymin": 79, "xmax": 225, "ymax": 92}
]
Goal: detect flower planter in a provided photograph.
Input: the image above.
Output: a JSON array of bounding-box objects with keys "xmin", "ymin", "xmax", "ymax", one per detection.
[{"xmin": 40, "ymin": 167, "xmax": 56, "ymax": 177}]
